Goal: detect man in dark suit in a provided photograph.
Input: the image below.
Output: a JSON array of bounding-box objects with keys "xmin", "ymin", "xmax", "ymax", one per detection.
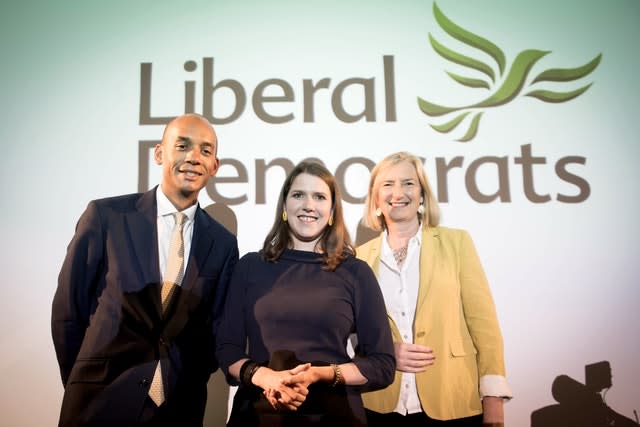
[{"xmin": 52, "ymin": 114, "xmax": 239, "ymax": 427}]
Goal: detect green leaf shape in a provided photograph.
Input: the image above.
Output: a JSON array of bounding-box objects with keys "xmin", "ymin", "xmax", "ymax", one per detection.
[
  {"xmin": 525, "ymin": 84, "xmax": 593, "ymax": 103},
  {"xmin": 531, "ymin": 53, "xmax": 601, "ymax": 84},
  {"xmin": 430, "ymin": 34, "xmax": 496, "ymax": 82},
  {"xmin": 431, "ymin": 111, "xmax": 471, "ymax": 133},
  {"xmin": 457, "ymin": 112, "xmax": 484, "ymax": 142},
  {"xmin": 419, "ymin": 50, "xmax": 549, "ymax": 119},
  {"xmin": 473, "ymin": 49, "xmax": 550, "ymax": 108},
  {"xmin": 433, "ymin": 2, "xmax": 506, "ymax": 75},
  {"xmin": 446, "ymin": 72, "xmax": 490, "ymax": 89},
  {"xmin": 417, "ymin": 96, "xmax": 459, "ymax": 117}
]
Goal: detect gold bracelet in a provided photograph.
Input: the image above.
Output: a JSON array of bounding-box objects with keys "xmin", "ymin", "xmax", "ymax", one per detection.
[{"xmin": 330, "ymin": 364, "xmax": 344, "ymax": 387}]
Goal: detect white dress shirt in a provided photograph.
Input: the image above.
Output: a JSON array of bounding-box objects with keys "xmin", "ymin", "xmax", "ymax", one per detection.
[
  {"xmin": 156, "ymin": 187, "xmax": 197, "ymax": 279},
  {"xmin": 378, "ymin": 228, "xmax": 423, "ymax": 415}
]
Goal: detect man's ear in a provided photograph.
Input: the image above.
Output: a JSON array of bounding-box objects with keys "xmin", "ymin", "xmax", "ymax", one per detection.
[
  {"xmin": 209, "ymin": 157, "xmax": 220, "ymax": 177},
  {"xmin": 153, "ymin": 144, "xmax": 163, "ymax": 165}
]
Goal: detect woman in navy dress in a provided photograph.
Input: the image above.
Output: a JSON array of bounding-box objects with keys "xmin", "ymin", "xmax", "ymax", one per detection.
[{"xmin": 216, "ymin": 161, "xmax": 395, "ymax": 426}]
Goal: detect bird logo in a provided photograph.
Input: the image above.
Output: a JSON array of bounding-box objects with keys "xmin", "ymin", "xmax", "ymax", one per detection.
[{"xmin": 418, "ymin": 2, "xmax": 602, "ymax": 142}]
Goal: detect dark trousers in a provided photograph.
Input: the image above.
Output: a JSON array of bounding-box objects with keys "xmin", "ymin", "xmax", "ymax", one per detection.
[
  {"xmin": 139, "ymin": 395, "xmax": 206, "ymax": 427},
  {"xmin": 366, "ymin": 409, "xmax": 483, "ymax": 427}
]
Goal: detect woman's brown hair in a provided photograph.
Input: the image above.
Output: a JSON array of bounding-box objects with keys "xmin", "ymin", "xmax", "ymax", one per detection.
[{"xmin": 262, "ymin": 161, "xmax": 354, "ymax": 271}]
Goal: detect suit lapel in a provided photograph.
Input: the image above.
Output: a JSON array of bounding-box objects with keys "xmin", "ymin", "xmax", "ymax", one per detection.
[
  {"xmin": 126, "ymin": 189, "xmax": 161, "ymax": 292},
  {"xmin": 181, "ymin": 207, "xmax": 214, "ymax": 292},
  {"xmin": 118, "ymin": 189, "xmax": 163, "ymax": 332}
]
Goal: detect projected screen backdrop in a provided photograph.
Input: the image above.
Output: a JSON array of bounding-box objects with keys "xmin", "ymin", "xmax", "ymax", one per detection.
[{"xmin": 1, "ymin": 1, "xmax": 639, "ymax": 426}]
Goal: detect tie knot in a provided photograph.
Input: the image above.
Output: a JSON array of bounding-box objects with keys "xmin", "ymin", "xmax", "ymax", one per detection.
[{"xmin": 173, "ymin": 212, "xmax": 187, "ymax": 228}]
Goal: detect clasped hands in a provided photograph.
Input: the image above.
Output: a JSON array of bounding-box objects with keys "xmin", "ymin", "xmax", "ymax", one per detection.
[{"xmin": 252, "ymin": 363, "xmax": 314, "ymax": 411}]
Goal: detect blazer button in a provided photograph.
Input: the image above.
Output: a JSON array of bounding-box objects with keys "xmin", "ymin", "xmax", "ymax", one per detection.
[
  {"xmin": 416, "ymin": 332, "xmax": 425, "ymax": 338},
  {"xmin": 139, "ymin": 378, "xmax": 149, "ymax": 388}
]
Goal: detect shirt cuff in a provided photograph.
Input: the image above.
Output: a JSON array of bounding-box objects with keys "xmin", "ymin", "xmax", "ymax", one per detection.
[{"xmin": 480, "ymin": 374, "xmax": 513, "ymax": 400}]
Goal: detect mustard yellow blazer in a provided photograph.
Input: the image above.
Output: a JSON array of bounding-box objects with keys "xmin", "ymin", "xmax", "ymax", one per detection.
[{"xmin": 356, "ymin": 226, "xmax": 506, "ymax": 421}]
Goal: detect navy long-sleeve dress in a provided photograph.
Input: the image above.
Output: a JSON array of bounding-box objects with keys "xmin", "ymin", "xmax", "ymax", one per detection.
[{"xmin": 216, "ymin": 249, "xmax": 395, "ymax": 426}]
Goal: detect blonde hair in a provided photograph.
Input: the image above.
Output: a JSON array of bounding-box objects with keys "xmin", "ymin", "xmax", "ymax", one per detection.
[{"xmin": 363, "ymin": 152, "xmax": 440, "ymax": 231}]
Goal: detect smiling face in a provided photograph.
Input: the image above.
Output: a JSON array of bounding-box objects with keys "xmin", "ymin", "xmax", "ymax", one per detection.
[
  {"xmin": 154, "ymin": 114, "xmax": 219, "ymax": 209},
  {"xmin": 374, "ymin": 160, "xmax": 423, "ymax": 227},
  {"xmin": 285, "ymin": 172, "xmax": 333, "ymax": 251}
]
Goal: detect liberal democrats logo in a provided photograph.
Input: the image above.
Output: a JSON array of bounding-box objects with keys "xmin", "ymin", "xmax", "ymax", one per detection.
[{"xmin": 419, "ymin": 2, "xmax": 601, "ymax": 142}]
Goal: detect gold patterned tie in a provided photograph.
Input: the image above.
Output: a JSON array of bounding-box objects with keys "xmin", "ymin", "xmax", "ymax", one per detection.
[{"xmin": 149, "ymin": 212, "xmax": 187, "ymax": 406}]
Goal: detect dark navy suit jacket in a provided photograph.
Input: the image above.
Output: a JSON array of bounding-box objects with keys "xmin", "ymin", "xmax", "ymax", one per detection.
[{"xmin": 52, "ymin": 188, "xmax": 238, "ymax": 426}]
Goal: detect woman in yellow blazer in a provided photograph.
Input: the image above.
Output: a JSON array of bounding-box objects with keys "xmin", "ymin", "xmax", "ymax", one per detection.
[{"xmin": 356, "ymin": 152, "xmax": 512, "ymax": 426}]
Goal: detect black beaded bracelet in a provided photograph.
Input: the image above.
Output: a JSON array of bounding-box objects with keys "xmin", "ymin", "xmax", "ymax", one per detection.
[{"xmin": 239, "ymin": 360, "xmax": 260, "ymax": 387}]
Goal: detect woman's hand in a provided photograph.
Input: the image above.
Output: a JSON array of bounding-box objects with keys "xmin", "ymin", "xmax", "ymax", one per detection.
[
  {"xmin": 280, "ymin": 364, "xmax": 335, "ymax": 389},
  {"xmin": 394, "ymin": 342, "xmax": 435, "ymax": 373},
  {"xmin": 482, "ymin": 396, "xmax": 504, "ymax": 424},
  {"xmin": 253, "ymin": 363, "xmax": 311, "ymax": 411},
  {"xmin": 281, "ymin": 362, "xmax": 368, "ymax": 388}
]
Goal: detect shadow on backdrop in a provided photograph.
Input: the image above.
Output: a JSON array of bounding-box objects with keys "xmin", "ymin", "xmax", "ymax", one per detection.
[
  {"xmin": 203, "ymin": 204, "xmax": 238, "ymax": 237},
  {"xmin": 202, "ymin": 203, "xmax": 237, "ymax": 427},
  {"xmin": 204, "ymin": 371, "xmax": 230, "ymax": 427},
  {"xmin": 355, "ymin": 219, "xmax": 378, "ymax": 247},
  {"xmin": 531, "ymin": 361, "xmax": 638, "ymax": 427}
]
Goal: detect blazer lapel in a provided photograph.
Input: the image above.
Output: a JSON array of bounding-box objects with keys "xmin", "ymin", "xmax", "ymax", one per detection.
[
  {"xmin": 415, "ymin": 227, "xmax": 438, "ymax": 317},
  {"xmin": 365, "ymin": 235, "xmax": 383, "ymax": 274},
  {"xmin": 363, "ymin": 234, "xmax": 402, "ymax": 332}
]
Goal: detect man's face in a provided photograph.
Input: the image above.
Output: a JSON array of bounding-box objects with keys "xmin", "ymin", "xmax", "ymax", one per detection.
[{"xmin": 154, "ymin": 115, "xmax": 219, "ymax": 205}]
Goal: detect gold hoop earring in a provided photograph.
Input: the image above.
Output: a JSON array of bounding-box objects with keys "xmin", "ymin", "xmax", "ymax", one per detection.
[
  {"xmin": 282, "ymin": 210, "xmax": 288, "ymax": 222},
  {"xmin": 328, "ymin": 215, "xmax": 334, "ymax": 226},
  {"xmin": 375, "ymin": 207, "xmax": 382, "ymax": 217}
]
